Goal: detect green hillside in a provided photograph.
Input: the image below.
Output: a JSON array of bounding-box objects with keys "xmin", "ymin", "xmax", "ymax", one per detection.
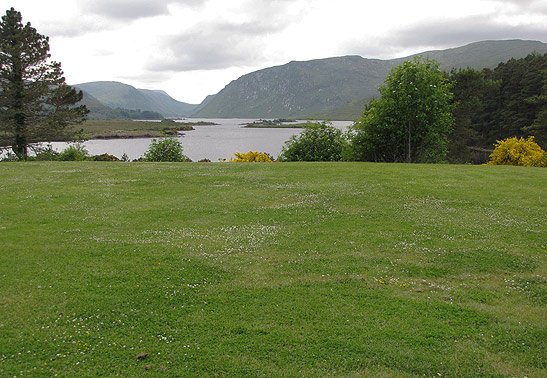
[
  {"xmin": 77, "ymin": 90, "xmax": 118, "ymax": 119},
  {"xmin": 193, "ymin": 56, "xmax": 396, "ymax": 119},
  {"xmin": 77, "ymin": 90, "xmax": 162, "ymax": 120},
  {"xmin": 313, "ymin": 97, "xmax": 370, "ymax": 121},
  {"xmin": 74, "ymin": 81, "xmax": 198, "ymax": 118},
  {"xmin": 138, "ymin": 88, "xmax": 199, "ymax": 117},
  {"xmin": 194, "ymin": 40, "xmax": 547, "ymax": 120},
  {"xmin": 412, "ymin": 39, "xmax": 547, "ymax": 71}
]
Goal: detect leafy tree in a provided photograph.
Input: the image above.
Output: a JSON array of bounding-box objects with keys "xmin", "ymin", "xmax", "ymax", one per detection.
[
  {"xmin": 279, "ymin": 122, "xmax": 347, "ymax": 161},
  {"xmin": 350, "ymin": 57, "xmax": 454, "ymax": 163},
  {"xmin": 143, "ymin": 137, "xmax": 188, "ymax": 162},
  {"xmin": 0, "ymin": 8, "xmax": 87, "ymax": 159}
]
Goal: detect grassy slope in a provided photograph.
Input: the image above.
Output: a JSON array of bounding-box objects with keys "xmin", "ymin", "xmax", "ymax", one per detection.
[
  {"xmin": 78, "ymin": 120, "xmax": 167, "ymax": 138},
  {"xmin": 0, "ymin": 162, "xmax": 545, "ymax": 377},
  {"xmin": 77, "ymin": 120, "xmax": 208, "ymax": 139}
]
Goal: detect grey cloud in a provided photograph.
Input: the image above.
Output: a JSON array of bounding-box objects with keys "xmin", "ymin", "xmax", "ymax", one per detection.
[
  {"xmin": 80, "ymin": 0, "xmax": 169, "ymax": 21},
  {"xmin": 42, "ymin": 23, "xmax": 97, "ymax": 38},
  {"xmin": 43, "ymin": 0, "xmax": 208, "ymax": 38},
  {"xmin": 79, "ymin": 0, "xmax": 207, "ymax": 22},
  {"xmin": 341, "ymin": 16, "xmax": 547, "ymax": 58},
  {"xmin": 146, "ymin": 0, "xmax": 307, "ymax": 72},
  {"xmin": 236, "ymin": 0, "xmax": 307, "ymax": 24},
  {"xmin": 487, "ymin": 0, "xmax": 547, "ymax": 14},
  {"xmin": 40, "ymin": 16, "xmax": 112, "ymax": 38},
  {"xmin": 148, "ymin": 26, "xmax": 266, "ymax": 71},
  {"xmin": 388, "ymin": 16, "xmax": 547, "ymax": 49},
  {"xmin": 335, "ymin": 40, "xmax": 396, "ymax": 60},
  {"xmin": 528, "ymin": 0, "xmax": 547, "ymax": 12},
  {"xmin": 494, "ymin": 0, "xmax": 547, "ymax": 11},
  {"xmin": 119, "ymin": 71, "xmax": 172, "ymax": 85}
]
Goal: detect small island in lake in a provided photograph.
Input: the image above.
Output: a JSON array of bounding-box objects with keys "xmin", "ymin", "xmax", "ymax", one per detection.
[
  {"xmin": 80, "ymin": 119, "xmax": 218, "ymax": 140},
  {"xmin": 243, "ymin": 119, "xmax": 316, "ymax": 128}
]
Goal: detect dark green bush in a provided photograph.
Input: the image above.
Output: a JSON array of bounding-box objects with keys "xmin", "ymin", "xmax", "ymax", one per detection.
[
  {"xmin": 59, "ymin": 144, "xmax": 89, "ymax": 161},
  {"xmin": 33, "ymin": 145, "xmax": 60, "ymax": 161},
  {"xmin": 93, "ymin": 153, "xmax": 120, "ymax": 161},
  {"xmin": 279, "ymin": 122, "xmax": 347, "ymax": 161},
  {"xmin": 143, "ymin": 137, "xmax": 189, "ymax": 162}
]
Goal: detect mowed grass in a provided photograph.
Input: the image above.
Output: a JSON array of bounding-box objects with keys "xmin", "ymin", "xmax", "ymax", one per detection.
[{"xmin": 0, "ymin": 162, "xmax": 545, "ymax": 377}]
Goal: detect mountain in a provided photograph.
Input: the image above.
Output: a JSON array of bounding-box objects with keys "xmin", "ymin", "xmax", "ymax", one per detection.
[
  {"xmin": 193, "ymin": 55, "xmax": 395, "ymax": 119},
  {"xmin": 137, "ymin": 88, "xmax": 198, "ymax": 117},
  {"xmin": 193, "ymin": 40, "xmax": 547, "ymax": 119},
  {"xmin": 77, "ymin": 90, "xmax": 117, "ymax": 119},
  {"xmin": 74, "ymin": 81, "xmax": 198, "ymax": 118},
  {"xmin": 407, "ymin": 39, "xmax": 547, "ymax": 71},
  {"xmin": 191, "ymin": 94, "xmax": 216, "ymax": 114},
  {"xmin": 77, "ymin": 90, "xmax": 163, "ymax": 120}
]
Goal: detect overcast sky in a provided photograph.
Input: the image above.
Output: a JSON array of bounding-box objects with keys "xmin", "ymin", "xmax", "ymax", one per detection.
[{"xmin": 3, "ymin": 0, "xmax": 546, "ymax": 104}]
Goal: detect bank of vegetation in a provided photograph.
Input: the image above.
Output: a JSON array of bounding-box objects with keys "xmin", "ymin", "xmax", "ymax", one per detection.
[
  {"xmin": 242, "ymin": 119, "xmax": 303, "ymax": 128},
  {"xmin": 78, "ymin": 119, "xmax": 217, "ymax": 140}
]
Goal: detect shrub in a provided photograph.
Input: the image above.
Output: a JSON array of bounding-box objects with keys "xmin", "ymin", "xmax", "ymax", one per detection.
[
  {"xmin": 32, "ymin": 145, "xmax": 60, "ymax": 161},
  {"xmin": 93, "ymin": 153, "xmax": 119, "ymax": 161},
  {"xmin": 230, "ymin": 151, "xmax": 273, "ymax": 162},
  {"xmin": 34, "ymin": 150, "xmax": 60, "ymax": 161},
  {"xmin": 59, "ymin": 144, "xmax": 89, "ymax": 161},
  {"xmin": 486, "ymin": 136, "xmax": 546, "ymax": 167},
  {"xmin": 279, "ymin": 122, "xmax": 347, "ymax": 161},
  {"xmin": 143, "ymin": 137, "xmax": 188, "ymax": 162}
]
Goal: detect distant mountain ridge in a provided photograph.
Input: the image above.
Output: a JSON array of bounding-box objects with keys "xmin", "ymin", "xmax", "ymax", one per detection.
[
  {"xmin": 193, "ymin": 39, "xmax": 547, "ymax": 119},
  {"xmin": 74, "ymin": 81, "xmax": 199, "ymax": 118},
  {"xmin": 73, "ymin": 40, "xmax": 547, "ymax": 120},
  {"xmin": 193, "ymin": 55, "xmax": 397, "ymax": 118}
]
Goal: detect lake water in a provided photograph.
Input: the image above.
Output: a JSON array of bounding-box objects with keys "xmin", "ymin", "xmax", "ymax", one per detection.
[{"xmin": 49, "ymin": 119, "xmax": 353, "ymax": 161}]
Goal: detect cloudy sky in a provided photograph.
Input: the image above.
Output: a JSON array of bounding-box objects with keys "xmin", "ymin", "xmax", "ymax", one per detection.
[{"xmin": 3, "ymin": 0, "xmax": 546, "ymax": 104}]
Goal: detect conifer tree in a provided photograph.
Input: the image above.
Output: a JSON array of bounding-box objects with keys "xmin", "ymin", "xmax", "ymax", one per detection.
[
  {"xmin": 480, "ymin": 53, "xmax": 546, "ymax": 145},
  {"xmin": 448, "ymin": 68, "xmax": 499, "ymax": 163},
  {"xmin": 0, "ymin": 8, "xmax": 87, "ymax": 159}
]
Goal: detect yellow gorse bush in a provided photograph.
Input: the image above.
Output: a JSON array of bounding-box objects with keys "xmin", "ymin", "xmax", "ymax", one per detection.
[
  {"xmin": 230, "ymin": 151, "xmax": 273, "ymax": 162},
  {"xmin": 486, "ymin": 136, "xmax": 546, "ymax": 167}
]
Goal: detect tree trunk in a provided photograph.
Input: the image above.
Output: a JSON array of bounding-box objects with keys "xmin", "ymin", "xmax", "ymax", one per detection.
[
  {"xmin": 13, "ymin": 65, "xmax": 27, "ymax": 159},
  {"xmin": 14, "ymin": 112, "xmax": 27, "ymax": 158}
]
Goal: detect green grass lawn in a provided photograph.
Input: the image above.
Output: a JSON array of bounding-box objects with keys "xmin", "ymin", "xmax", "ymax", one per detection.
[{"xmin": 0, "ymin": 162, "xmax": 545, "ymax": 377}]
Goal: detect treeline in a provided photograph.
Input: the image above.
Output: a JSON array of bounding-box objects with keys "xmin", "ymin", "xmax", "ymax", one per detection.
[
  {"xmin": 448, "ymin": 53, "xmax": 546, "ymax": 163},
  {"xmin": 278, "ymin": 54, "xmax": 546, "ymax": 165}
]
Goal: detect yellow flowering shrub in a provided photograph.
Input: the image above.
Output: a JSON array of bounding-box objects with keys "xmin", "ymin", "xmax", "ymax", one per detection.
[
  {"xmin": 230, "ymin": 151, "xmax": 273, "ymax": 162},
  {"xmin": 486, "ymin": 136, "xmax": 546, "ymax": 167}
]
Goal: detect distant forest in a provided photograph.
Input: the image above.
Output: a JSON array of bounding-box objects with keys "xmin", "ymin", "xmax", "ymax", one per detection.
[{"xmin": 448, "ymin": 53, "xmax": 546, "ymax": 163}]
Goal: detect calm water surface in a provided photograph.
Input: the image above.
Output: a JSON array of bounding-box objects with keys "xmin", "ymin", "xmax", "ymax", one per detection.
[{"xmin": 51, "ymin": 119, "xmax": 353, "ymax": 161}]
